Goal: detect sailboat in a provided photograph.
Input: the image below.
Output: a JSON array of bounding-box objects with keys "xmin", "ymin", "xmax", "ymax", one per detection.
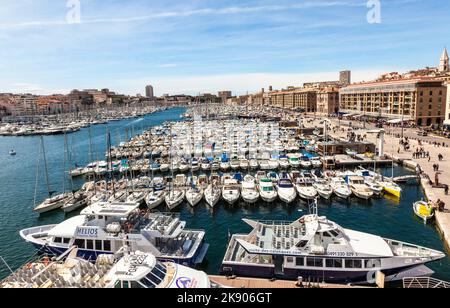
[
  {"xmin": 165, "ymin": 124, "xmax": 185, "ymax": 210},
  {"xmin": 33, "ymin": 136, "xmax": 71, "ymax": 214}
]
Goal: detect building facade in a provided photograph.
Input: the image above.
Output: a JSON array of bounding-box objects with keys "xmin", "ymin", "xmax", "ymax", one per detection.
[
  {"xmin": 317, "ymin": 88, "xmax": 340, "ymax": 115},
  {"xmin": 145, "ymin": 85, "xmax": 154, "ymax": 99},
  {"xmin": 269, "ymin": 88, "xmax": 317, "ymax": 112},
  {"xmin": 339, "ymin": 78, "xmax": 447, "ymax": 126}
]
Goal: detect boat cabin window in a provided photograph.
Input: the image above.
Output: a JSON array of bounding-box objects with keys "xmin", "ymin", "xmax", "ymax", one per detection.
[
  {"xmin": 95, "ymin": 240, "xmax": 102, "ymax": 250},
  {"xmin": 329, "ymin": 230, "xmax": 340, "ymax": 237},
  {"xmin": 63, "ymin": 238, "xmax": 71, "ymax": 244},
  {"xmin": 74, "ymin": 239, "xmax": 85, "ymax": 249},
  {"xmin": 325, "ymin": 258, "xmax": 343, "ymax": 268},
  {"xmin": 345, "ymin": 259, "xmax": 362, "ymax": 269},
  {"xmin": 296, "ymin": 240, "xmax": 308, "ymax": 248},
  {"xmin": 365, "ymin": 259, "xmax": 381, "ymax": 268},
  {"xmin": 296, "ymin": 257, "xmax": 304, "ymax": 266},
  {"xmin": 140, "ymin": 276, "xmax": 157, "ymax": 289},
  {"xmin": 86, "ymin": 240, "xmax": 94, "ymax": 250},
  {"xmin": 103, "ymin": 240, "xmax": 111, "ymax": 251},
  {"xmin": 54, "ymin": 237, "xmax": 62, "ymax": 244},
  {"xmin": 322, "ymin": 232, "xmax": 332, "ymax": 238},
  {"xmin": 306, "ymin": 258, "xmax": 323, "ymax": 268}
]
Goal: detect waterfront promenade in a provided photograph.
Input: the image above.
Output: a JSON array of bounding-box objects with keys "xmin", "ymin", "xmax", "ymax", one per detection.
[{"xmin": 307, "ymin": 117, "xmax": 450, "ymax": 251}]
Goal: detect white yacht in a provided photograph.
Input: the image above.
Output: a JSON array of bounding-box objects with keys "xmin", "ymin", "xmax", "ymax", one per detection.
[
  {"xmin": 330, "ymin": 177, "xmax": 352, "ymax": 199},
  {"xmin": 34, "ymin": 193, "xmax": 72, "ymax": 214},
  {"xmin": 347, "ymin": 176, "xmax": 374, "ymax": 200},
  {"xmin": 258, "ymin": 178, "xmax": 278, "ymax": 203},
  {"xmin": 186, "ymin": 187, "xmax": 203, "ymax": 207},
  {"xmin": 310, "ymin": 157, "xmax": 323, "ymax": 168},
  {"xmin": 276, "ymin": 174, "xmax": 297, "ymax": 204},
  {"xmin": 222, "ymin": 178, "xmax": 241, "ymax": 205},
  {"xmin": 294, "ymin": 173, "xmax": 317, "ymax": 201},
  {"xmin": 221, "ymin": 212, "xmax": 445, "ymax": 284},
  {"xmin": 279, "ymin": 157, "xmax": 290, "ymax": 169},
  {"xmin": 241, "ymin": 175, "xmax": 260, "ymax": 204},
  {"xmin": 145, "ymin": 190, "xmax": 166, "ymax": 210},
  {"xmin": 204, "ymin": 184, "xmax": 221, "ymax": 208},
  {"xmin": 165, "ymin": 189, "xmax": 185, "ymax": 210},
  {"xmin": 313, "ymin": 179, "xmax": 333, "ymax": 200},
  {"xmin": 288, "ymin": 155, "xmax": 300, "ymax": 168},
  {"xmin": 300, "ymin": 156, "xmax": 312, "ymax": 169}
]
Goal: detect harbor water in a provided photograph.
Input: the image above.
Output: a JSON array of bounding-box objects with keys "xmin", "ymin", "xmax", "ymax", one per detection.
[{"xmin": 0, "ymin": 107, "xmax": 449, "ymax": 283}]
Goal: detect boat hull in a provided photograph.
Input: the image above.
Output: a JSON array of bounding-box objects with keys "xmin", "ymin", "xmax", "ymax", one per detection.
[{"xmin": 220, "ymin": 262, "xmax": 434, "ymax": 284}]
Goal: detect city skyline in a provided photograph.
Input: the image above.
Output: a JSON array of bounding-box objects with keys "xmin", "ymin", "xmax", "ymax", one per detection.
[{"xmin": 0, "ymin": 0, "xmax": 449, "ymax": 96}]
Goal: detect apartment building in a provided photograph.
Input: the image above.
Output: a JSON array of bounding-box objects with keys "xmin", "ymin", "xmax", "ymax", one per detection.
[{"xmin": 339, "ymin": 78, "xmax": 446, "ymax": 126}]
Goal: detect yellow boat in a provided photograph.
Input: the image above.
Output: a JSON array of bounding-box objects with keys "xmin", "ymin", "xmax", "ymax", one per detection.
[
  {"xmin": 379, "ymin": 181, "xmax": 402, "ymax": 198},
  {"xmin": 413, "ymin": 201, "xmax": 435, "ymax": 223}
]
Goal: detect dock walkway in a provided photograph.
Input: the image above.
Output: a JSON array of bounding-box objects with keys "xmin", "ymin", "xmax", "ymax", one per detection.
[{"xmin": 209, "ymin": 276, "xmax": 370, "ymax": 289}]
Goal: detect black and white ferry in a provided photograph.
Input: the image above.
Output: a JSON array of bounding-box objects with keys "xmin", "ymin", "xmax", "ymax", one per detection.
[
  {"xmin": 221, "ymin": 211, "xmax": 445, "ymax": 284},
  {"xmin": 20, "ymin": 202, "xmax": 209, "ymax": 267}
]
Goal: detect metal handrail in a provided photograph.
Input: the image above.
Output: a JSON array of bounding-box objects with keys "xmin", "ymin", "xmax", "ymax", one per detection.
[{"xmin": 403, "ymin": 277, "xmax": 450, "ymax": 289}]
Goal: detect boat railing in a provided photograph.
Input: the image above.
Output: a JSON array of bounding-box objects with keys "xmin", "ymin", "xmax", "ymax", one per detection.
[
  {"xmin": 403, "ymin": 277, "xmax": 450, "ymax": 289},
  {"xmin": 20, "ymin": 225, "xmax": 54, "ymax": 237}
]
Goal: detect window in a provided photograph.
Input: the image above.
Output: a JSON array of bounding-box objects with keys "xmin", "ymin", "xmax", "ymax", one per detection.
[
  {"xmin": 286, "ymin": 257, "xmax": 294, "ymax": 263},
  {"xmin": 345, "ymin": 259, "xmax": 363, "ymax": 269},
  {"xmin": 365, "ymin": 259, "xmax": 381, "ymax": 268},
  {"xmin": 329, "ymin": 230, "xmax": 339, "ymax": 237},
  {"xmin": 86, "ymin": 240, "xmax": 94, "ymax": 250},
  {"xmin": 296, "ymin": 257, "xmax": 304, "ymax": 266},
  {"xmin": 74, "ymin": 239, "xmax": 85, "ymax": 249},
  {"xmin": 54, "ymin": 237, "xmax": 62, "ymax": 244},
  {"xmin": 306, "ymin": 258, "xmax": 323, "ymax": 268},
  {"xmin": 322, "ymin": 232, "xmax": 332, "ymax": 238},
  {"xmin": 63, "ymin": 238, "xmax": 71, "ymax": 244},
  {"xmin": 326, "ymin": 259, "xmax": 343, "ymax": 268},
  {"xmin": 95, "ymin": 240, "xmax": 102, "ymax": 250},
  {"xmin": 140, "ymin": 277, "xmax": 156, "ymax": 289},
  {"xmin": 103, "ymin": 240, "xmax": 111, "ymax": 251}
]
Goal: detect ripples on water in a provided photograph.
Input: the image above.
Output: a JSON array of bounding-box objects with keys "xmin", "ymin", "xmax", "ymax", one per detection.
[{"xmin": 0, "ymin": 108, "xmax": 449, "ymax": 283}]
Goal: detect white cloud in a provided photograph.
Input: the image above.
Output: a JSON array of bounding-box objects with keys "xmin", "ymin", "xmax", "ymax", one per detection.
[{"xmin": 0, "ymin": 1, "xmax": 363, "ymax": 29}]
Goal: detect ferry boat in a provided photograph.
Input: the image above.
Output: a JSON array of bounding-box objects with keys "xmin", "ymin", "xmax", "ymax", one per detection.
[
  {"xmin": 221, "ymin": 211, "xmax": 445, "ymax": 284},
  {"xmin": 1, "ymin": 248, "xmax": 211, "ymax": 288},
  {"xmin": 20, "ymin": 202, "xmax": 209, "ymax": 266}
]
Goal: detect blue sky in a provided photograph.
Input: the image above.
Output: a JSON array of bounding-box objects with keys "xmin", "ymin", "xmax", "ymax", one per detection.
[{"xmin": 0, "ymin": 0, "xmax": 449, "ymax": 96}]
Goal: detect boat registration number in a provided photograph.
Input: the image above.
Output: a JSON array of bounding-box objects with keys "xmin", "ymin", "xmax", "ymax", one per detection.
[{"xmin": 328, "ymin": 252, "xmax": 358, "ymax": 257}]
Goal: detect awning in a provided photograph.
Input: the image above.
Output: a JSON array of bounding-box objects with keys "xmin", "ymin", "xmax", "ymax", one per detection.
[{"xmin": 444, "ymin": 120, "xmax": 450, "ymax": 126}]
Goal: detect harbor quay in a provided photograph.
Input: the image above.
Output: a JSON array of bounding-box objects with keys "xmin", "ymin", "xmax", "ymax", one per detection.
[{"xmin": 304, "ymin": 116, "xmax": 450, "ymax": 252}]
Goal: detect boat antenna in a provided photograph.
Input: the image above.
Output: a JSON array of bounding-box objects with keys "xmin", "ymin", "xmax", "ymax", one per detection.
[{"xmin": 309, "ymin": 197, "xmax": 319, "ymax": 217}]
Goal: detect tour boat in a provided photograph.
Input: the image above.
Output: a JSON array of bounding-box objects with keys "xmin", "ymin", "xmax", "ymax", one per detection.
[
  {"xmin": 221, "ymin": 212, "xmax": 445, "ymax": 284},
  {"xmin": 21, "ymin": 202, "xmax": 209, "ymax": 266},
  {"xmin": 241, "ymin": 175, "xmax": 260, "ymax": 204},
  {"xmin": 1, "ymin": 250, "xmax": 212, "ymax": 289},
  {"xmin": 413, "ymin": 201, "xmax": 435, "ymax": 224}
]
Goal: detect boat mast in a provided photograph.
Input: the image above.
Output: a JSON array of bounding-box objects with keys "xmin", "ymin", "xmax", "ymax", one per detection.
[
  {"xmin": 106, "ymin": 129, "xmax": 115, "ymax": 195},
  {"xmin": 64, "ymin": 133, "xmax": 74, "ymax": 194},
  {"xmin": 40, "ymin": 136, "xmax": 52, "ymax": 197}
]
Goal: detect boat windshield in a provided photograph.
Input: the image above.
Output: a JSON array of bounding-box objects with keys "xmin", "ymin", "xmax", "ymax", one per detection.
[{"xmin": 138, "ymin": 263, "xmax": 167, "ymax": 288}]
